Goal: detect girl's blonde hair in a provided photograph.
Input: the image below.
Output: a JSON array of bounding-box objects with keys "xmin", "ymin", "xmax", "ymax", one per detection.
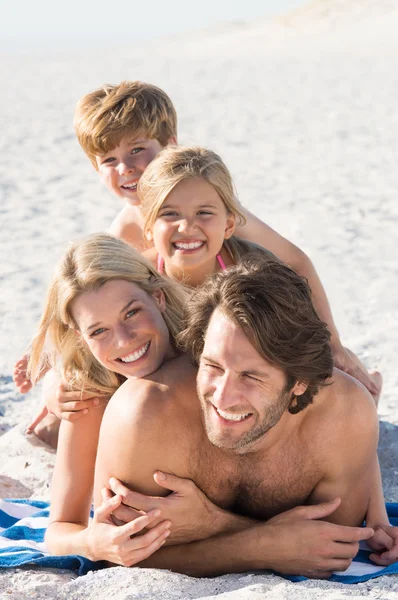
[
  {"xmin": 28, "ymin": 233, "xmax": 187, "ymax": 396},
  {"xmin": 138, "ymin": 146, "xmax": 246, "ymax": 239}
]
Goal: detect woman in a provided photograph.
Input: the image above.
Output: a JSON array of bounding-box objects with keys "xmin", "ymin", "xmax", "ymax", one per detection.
[{"xmin": 28, "ymin": 233, "xmax": 188, "ymax": 565}]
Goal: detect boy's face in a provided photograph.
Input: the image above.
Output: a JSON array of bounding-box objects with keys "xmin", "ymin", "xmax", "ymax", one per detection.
[{"xmin": 96, "ymin": 136, "xmax": 168, "ymax": 206}]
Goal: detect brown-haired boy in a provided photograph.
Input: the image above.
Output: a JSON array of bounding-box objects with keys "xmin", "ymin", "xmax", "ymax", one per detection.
[{"xmin": 14, "ymin": 80, "xmax": 380, "ymax": 438}]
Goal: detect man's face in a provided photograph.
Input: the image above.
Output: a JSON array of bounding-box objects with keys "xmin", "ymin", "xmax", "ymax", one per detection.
[
  {"xmin": 197, "ymin": 308, "xmax": 295, "ymax": 453},
  {"xmin": 95, "ymin": 136, "xmax": 167, "ymax": 206}
]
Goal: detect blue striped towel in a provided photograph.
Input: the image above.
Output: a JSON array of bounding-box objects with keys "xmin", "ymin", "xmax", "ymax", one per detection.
[{"xmin": 0, "ymin": 498, "xmax": 397, "ymax": 581}]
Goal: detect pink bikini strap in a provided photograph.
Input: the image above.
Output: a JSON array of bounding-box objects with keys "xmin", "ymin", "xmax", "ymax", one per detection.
[
  {"xmin": 217, "ymin": 253, "xmax": 226, "ymax": 271},
  {"xmin": 157, "ymin": 255, "xmax": 165, "ymax": 273}
]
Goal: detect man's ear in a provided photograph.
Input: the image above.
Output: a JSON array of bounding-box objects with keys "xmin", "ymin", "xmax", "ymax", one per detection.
[
  {"xmin": 224, "ymin": 213, "xmax": 236, "ymax": 240},
  {"xmin": 152, "ymin": 289, "xmax": 166, "ymax": 313},
  {"xmin": 292, "ymin": 381, "xmax": 308, "ymax": 397}
]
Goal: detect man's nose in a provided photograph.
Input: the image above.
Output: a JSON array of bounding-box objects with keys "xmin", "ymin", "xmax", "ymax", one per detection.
[{"xmin": 212, "ymin": 375, "xmax": 238, "ymax": 411}]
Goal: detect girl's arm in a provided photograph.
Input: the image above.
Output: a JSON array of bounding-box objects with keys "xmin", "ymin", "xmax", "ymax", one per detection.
[{"xmin": 235, "ymin": 208, "xmax": 379, "ymax": 396}]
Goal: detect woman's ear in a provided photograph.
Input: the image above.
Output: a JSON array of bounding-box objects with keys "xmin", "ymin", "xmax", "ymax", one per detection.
[
  {"xmin": 224, "ymin": 213, "xmax": 236, "ymax": 240},
  {"xmin": 146, "ymin": 230, "xmax": 153, "ymax": 242},
  {"xmin": 152, "ymin": 289, "xmax": 166, "ymax": 313}
]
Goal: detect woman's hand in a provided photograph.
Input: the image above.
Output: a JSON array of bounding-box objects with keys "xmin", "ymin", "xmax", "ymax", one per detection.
[
  {"xmin": 107, "ymin": 473, "xmax": 224, "ymax": 544},
  {"xmin": 87, "ymin": 494, "xmax": 171, "ymax": 566}
]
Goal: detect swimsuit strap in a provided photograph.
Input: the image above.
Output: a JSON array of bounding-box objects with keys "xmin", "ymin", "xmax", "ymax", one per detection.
[
  {"xmin": 157, "ymin": 255, "xmax": 165, "ymax": 273},
  {"xmin": 217, "ymin": 253, "xmax": 226, "ymax": 271}
]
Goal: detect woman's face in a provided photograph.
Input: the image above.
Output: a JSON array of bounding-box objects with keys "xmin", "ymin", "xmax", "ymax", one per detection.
[{"xmin": 71, "ymin": 279, "xmax": 175, "ymax": 379}]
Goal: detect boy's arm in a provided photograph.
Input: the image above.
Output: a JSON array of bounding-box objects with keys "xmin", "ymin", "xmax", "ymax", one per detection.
[{"xmin": 236, "ymin": 208, "xmax": 378, "ymax": 395}]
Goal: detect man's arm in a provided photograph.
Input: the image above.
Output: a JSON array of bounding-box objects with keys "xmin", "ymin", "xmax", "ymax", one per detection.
[
  {"xmin": 235, "ymin": 208, "xmax": 379, "ymax": 396},
  {"xmin": 306, "ymin": 376, "xmax": 379, "ymax": 526},
  {"xmin": 138, "ymin": 500, "xmax": 373, "ymax": 577}
]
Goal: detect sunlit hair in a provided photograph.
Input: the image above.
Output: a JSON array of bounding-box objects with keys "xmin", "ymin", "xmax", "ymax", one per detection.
[
  {"xmin": 138, "ymin": 146, "xmax": 246, "ymax": 239},
  {"xmin": 178, "ymin": 256, "xmax": 333, "ymax": 414},
  {"xmin": 74, "ymin": 81, "xmax": 177, "ymax": 168},
  {"xmin": 28, "ymin": 234, "xmax": 187, "ymax": 396}
]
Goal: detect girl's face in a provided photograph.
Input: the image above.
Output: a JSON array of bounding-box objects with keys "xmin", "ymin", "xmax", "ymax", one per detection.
[
  {"xmin": 71, "ymin": 279, "xmax": 175, "ymax": 379},
  {"xmin": 148, "ymin": 177, "xmax": 235, "ymax": 278}
]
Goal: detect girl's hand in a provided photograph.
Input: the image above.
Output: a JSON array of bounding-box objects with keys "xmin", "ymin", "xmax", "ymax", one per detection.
[
  {"xmin": 108, "ymin": 473, "xmax": 224, "ymax": 544},
  {"xmin": 26, "ymin": 380, "xmax": 107, "ymax": 433},
  {"xmin": 88, "ymin": 494, "xmax": 171, "ymax": 566},
  {"xmin": 331, "ymin": 344, "xmax": 381, "ymax": 397}
]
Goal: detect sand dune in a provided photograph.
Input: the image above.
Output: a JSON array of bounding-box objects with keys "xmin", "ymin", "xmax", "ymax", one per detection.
[{"xmin": 0, "ymin": 1, "xmax": 397, "ymax": 597}]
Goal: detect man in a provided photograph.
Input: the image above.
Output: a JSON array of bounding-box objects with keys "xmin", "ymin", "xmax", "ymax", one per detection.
[{"xmin": 94, "ymin": 256, "xmax": 385, "ymax": 577}]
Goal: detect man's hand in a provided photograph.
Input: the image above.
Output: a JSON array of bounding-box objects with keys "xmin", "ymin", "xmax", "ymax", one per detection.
[
  {"xmin": 368, "ymin": 525, "xmax": 398, "ymax": 566},
  {"xmin": 107, "ymin": 473, "xmax": 226, "ymax": 544},
  {"xmin": 331, "ymin": 344, "xmax": 381, "ymax": 398},
  {"xmin": 263, "ymin": 498, "xmax": 375, "ymax": 578}
]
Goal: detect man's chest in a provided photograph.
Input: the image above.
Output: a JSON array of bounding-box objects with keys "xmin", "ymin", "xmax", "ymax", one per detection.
[{"xmin": 191, "ymin": 442, "xmax": 322, "ymax": 520}]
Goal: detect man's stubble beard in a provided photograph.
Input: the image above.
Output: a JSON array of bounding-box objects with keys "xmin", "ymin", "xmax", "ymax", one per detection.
[{"xmin": 198, "ymin": 387, "xmax": 293, "ymax": 452}]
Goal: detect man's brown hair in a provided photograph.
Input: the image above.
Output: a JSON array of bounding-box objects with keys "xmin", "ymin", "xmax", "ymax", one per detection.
[
  {"xmin": 74, "ymin": 81, "xmax": 177, "ymax": 168},
  {"xmin": 178, "ymin": 255, "xmax": 333, "ymax": 414}
]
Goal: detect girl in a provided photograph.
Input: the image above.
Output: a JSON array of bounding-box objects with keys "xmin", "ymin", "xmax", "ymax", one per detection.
[{"xmin": 28, "ymin": 233, "xmax": 188, "ymax": 565}]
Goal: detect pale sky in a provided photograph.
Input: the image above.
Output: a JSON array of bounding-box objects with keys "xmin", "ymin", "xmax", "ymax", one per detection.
[{"xmin": 2, "ymin": 0, "xmax": 307, "ymax": 52}]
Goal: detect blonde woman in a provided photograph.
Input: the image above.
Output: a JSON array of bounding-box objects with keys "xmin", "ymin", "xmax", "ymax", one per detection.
[{"xmin": 28, "ymin": 233, "xmax": 187, "ymax": 565}]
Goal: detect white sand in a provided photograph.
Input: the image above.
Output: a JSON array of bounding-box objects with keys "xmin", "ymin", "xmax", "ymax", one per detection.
[{"xmin": 1, "ymin": 0, "xmax": 398, "ymax": 597}]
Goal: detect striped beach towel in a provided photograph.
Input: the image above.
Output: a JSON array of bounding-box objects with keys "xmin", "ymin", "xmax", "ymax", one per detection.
[{"xmin": 0, "ymin": 498, "xmax": 397, "ymax": 582}]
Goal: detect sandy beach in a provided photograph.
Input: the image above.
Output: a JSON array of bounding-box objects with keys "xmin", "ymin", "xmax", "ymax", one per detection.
[{"xmin": 1, "ymin": 0, "xmax": 397, "ymax": 597}]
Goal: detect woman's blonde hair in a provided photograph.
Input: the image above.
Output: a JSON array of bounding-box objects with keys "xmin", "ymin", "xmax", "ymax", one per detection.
[
  {"xmin": 138, "ymin": 146, "xmax": 246, "ymax": 239},
  {"xmin": 28, "ymin": 233, "xmax": 187, "ymax": 396}
]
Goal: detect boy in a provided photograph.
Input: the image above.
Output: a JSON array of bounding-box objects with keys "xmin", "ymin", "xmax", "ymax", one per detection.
[{"xmin": 14, "ymin": 80, "xmax": 380, "ymax": 437}]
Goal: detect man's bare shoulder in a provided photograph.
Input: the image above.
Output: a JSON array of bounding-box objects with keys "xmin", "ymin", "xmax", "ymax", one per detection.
[
  {"xmin": 96, "ymin": 356, "xmax": 200, "ymax": 497},
  {"xmin": 108, "ymin": 205, "xmax": 146, "ymax": 251},
  {"xmin": 302, "ymin": 368, "xmax": 378, "ymax": 455},
  {"xmin": 105, "ymin": 355, "xmax": 198, "ymax": 424}
]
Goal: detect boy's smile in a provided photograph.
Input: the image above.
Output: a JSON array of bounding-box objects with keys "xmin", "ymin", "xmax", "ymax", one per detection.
[{"xmin": 96, "ymin": 137, "xmax": 165, "ymax": 206}]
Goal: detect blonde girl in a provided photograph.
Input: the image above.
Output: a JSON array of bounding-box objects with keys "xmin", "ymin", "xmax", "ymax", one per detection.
[{"xmin": 139, "ymin": 146, "xmax": 271, "ymax": 287}]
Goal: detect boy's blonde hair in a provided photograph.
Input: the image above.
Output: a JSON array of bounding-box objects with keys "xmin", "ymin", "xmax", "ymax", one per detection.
[
  {"xmin": 139, "ymin": 146, "xmax": 246, "ymax": 239},
  {"xmin": 74, "ymin": 81, "xmax": 177, "ymax": 168},
  {"xmin": 28, "ymin": 233, "xmax": 187, "ymax": 396}
]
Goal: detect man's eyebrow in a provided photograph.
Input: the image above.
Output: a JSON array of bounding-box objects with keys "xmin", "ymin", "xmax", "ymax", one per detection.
[
  {"xmin": 86, "ymin": 298, "xmax": 138, "ymax": 333},
  {"xmin": 200, "ymin": 355, "xmax": 270, "ymax": 378},
  {"xmin": 200, "ymin": 355, "xmax": 221, "ymax": 365}
]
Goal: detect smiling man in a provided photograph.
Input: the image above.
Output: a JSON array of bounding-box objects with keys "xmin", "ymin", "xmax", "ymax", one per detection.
[{"xmin": 94, "ymin": 255, "xmax": 386, "ymax": 577}]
